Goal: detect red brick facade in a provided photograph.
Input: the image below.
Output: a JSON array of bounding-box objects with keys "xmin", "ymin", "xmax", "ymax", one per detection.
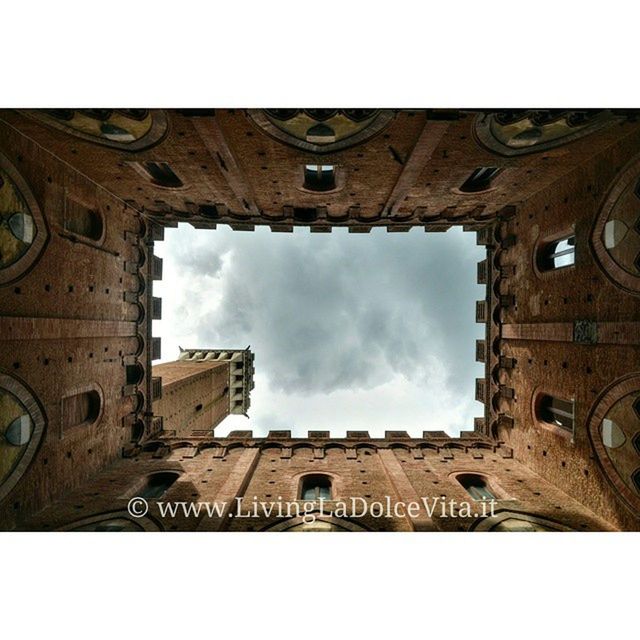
[{"xmin": 1, "ymin": 109, "xmax": 638, "ymax": 531}]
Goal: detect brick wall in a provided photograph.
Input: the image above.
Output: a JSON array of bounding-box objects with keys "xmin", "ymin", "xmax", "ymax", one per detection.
[
  {"xmin": 485, "ymin": 128, "xmax": 640, "ymax": 530},
  {"xmin": 152, "ymin": 360, "xmax": 230, "ymax": 435},
  {"xmin": 23, "ymin": 434, "xmax": 614, "ymax": 532},
  {"xmin": 0, "ymin": 121, "xmax": 152, "ymax": 529}
]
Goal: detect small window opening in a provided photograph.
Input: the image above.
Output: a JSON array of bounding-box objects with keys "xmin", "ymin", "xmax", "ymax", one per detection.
[
  {"xmin": 537, "ymin": 395, "xmax": 574, "ymax": 433},
  {"xmin": 141, "ymin": 162, "xmax": 183, "ymax": 188},
  {"xmin": 64, "ymin": 202, "xmax": 103, "ymax": 241},
  {"xmin": 139, "ymin": 472, "xmax": 180, "ymax": 500},
  {"xmin": 537, "ymin": 235, "xmax": 576, "ymax": 271},
  {"xmin": 304, "ymin": 164, "xmax": 336, "ymax": 192},
  {"xmin": 62, "ymin": 390, "xmax": 101, "ymax": 428},
  {"xmin": 300, "ymin": 474, "xmax": 332, "ymax": 501},
  {"xmin": 459, "ymin": 167, "xmax": 501, "ymax": 193},
  {"xmin": 457, "ymin": 474, "xmax": 497, "ymax": 501}
]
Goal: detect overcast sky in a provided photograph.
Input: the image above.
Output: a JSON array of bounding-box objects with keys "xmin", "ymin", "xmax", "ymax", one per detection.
[{"xmin": 153, "ymin": 224, "xmax": 484, "ymax": 438}]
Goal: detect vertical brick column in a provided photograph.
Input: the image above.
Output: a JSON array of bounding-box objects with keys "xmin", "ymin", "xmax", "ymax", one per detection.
[
  {"xmin": 197, "ymin": 447, "xmax": 260, "ymax": 531},
  {"xmin": 377, "ymin": 449, "xmax": 436, "ymax": 531}
]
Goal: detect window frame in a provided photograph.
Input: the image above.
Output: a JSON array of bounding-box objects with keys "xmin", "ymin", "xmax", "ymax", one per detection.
[
  {"xmin": 303, "ymin": 164, "xmax": 337, "ymax": 192},
  {"xmin": 59, "ymin": 383, "xmax": 104, "ymax": 436},
  {"xmin": 458, "ymin": 166, "xmax": 502, "ymax": 194},
  {"xmin": 137, "ymin": 471, "xmax": 181, "ymax": 501},
  {"xmin": 129, "ymin": 160, "xmax": 185, "ymax": 190},
  {"xmin": 299, "ymin": 473, "xmax": 333, "ymax": 501},
  {"xmin": 298, "ymin": 163, "xmax": 344, "ymax": 194},
  {"xmin": 61, "ymin": 194, "xmax": 106, "ymax": 246},
  {"xmin": 455, "ymin": 472, "xmax": 499, "ymax": 501},
  {"xmin": 533, "ymin": 391, "xmax": 576, "ymax": 440},
  {"xmin": 536, "ymin": 234, "xmax": 576, "ymax": 272}
]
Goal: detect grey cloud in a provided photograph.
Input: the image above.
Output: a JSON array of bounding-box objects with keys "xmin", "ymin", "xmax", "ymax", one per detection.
[{"xmin": 164, "ymin": 225, "xmax": 484, "ymax": 404}]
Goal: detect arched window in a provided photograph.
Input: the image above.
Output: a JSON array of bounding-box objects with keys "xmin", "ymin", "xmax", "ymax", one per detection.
[
  {"xmin": 457, "ymin": 473, "xmax": 497, "ymax": 501},
  {"xmin": 62, "ymin": 389, "xmax": 101, "ymax": 429},
  {"xmin": 140, "ymin": 161, "xmax": 183, "ymax": 188},
  {"xmin": 139, "ymin": 471, "xmax": 180, "ymax": 500},
  {"xmin": 300, "ymin": 474, "xmax": 332, "ymax": 500},
  {"xmin": 63, "ymin": 200, "xmax": 104, "ymax": 241},
  {"xmin": 303, "ymin": 164, "xmax": 336, "ymax": 191},
  {"xmin": 537, "ymin": 234, "xmax": 576, "ymax": 271},
  {"xmin": 459, "ymin": 167, "xmax": 501, "ymax": 193},
  {"xmin": 537, "ymin": 394, "xmax": 574, "ymax": 433}
]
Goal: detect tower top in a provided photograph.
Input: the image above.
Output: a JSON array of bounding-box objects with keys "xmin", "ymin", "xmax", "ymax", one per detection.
[{"xmin": 177, "ymin": 347, "xmax": 255, "ymax": 415}]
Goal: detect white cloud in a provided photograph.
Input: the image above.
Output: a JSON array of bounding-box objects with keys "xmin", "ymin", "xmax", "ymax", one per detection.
[{"xmin": 153, "ymin": 224, "xmax": 485, "ymax": 437}]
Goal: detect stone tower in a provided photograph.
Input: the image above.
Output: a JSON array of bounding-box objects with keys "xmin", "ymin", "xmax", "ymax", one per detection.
[{"xmin": 152, "ymin": 348, "xmax": 255, "ymax": 436}]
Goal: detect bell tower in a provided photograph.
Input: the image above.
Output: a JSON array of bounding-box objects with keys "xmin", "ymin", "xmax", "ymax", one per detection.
[{"xmin": 152, "ymin": 347, "xmax": 255, "ymax": 436}]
